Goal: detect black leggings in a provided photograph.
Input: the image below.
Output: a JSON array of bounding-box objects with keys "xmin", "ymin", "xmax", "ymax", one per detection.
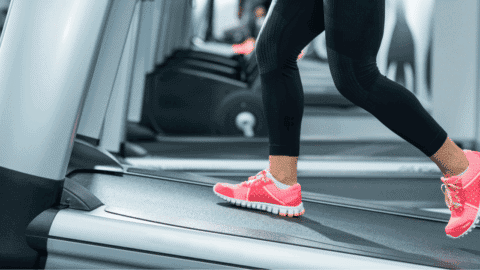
[{"xmin": 255, "ymin": 0, "xmax": 447, "ymax": 157}]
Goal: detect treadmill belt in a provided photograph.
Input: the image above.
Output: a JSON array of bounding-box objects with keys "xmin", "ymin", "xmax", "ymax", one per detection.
[
  {"xmin": 70, "ymin": 171, "xmax": 480, "ymax": 269},
  {"xmin": 127, "ymin": 168, "xmax": 452, "ymax": 223}
]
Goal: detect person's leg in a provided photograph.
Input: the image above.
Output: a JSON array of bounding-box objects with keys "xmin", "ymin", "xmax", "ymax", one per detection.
[
  {"xmin": 256, "ymin": 0, "xmax": 325, "ymax": 186},
  {"xmin": 430, "ymin": 137, "xmax": 469, "ymax": 177},
  {"xmin": 255, "ymin": 0, "xmax": 325, "ymax": 186},
  {"xmin": 323, "ymin": 0, "xmax": 468, "ymax": 177}
]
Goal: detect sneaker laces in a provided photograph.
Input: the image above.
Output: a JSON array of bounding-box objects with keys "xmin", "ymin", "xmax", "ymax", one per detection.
[
  {"xmin": 441, "ymin": 177, "xmax": 463, "ymax": 211},
  {"xmin": 243, "ymin": 170, "xmax": 269, "ymax": 186}
]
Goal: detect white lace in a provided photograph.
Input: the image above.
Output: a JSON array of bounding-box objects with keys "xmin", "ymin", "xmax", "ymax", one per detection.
[
  {"xmin": 245, "ymin": 170, "xmax": 268, "ymax": 185},
  {"xmin": 441, "ymin": 179, "xmax": 462, "ymax": 210}
]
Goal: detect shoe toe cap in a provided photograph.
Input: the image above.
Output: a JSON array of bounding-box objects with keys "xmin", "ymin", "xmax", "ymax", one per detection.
[
  {"xmin": 445, "ymin": 217, "xmax": 473, "ymax": 237},
  {"xmin": 214, "ymin": 183, "xmax": 234, "ymax": 197}
]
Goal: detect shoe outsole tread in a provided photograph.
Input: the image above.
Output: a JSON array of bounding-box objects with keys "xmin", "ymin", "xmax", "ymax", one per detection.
[{"xmin": 214, "ymin": 188, "xmax": 305, "ymax": 217}]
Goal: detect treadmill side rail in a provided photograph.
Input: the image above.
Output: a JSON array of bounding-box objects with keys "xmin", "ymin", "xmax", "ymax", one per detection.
[
  {"xmin": 25, "ymin": 178, "xmax": 104, "ymax": 262},
  {"xmin": 35, "ymin": 207, "xmax": 443, "ymax": 270}
]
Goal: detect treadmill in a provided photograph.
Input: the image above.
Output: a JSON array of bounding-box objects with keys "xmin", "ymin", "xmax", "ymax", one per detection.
[
  {"xmin": 135, "ymin": 0, "xmax": 261, "ymax": 138},
  {"xmin": 1, "ymin": 0, "xmax": 479, "ymax": 269}
]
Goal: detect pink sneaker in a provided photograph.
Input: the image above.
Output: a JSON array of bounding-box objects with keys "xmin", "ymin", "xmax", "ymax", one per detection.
[
  {"xmin": 213, "ymin": 170, "xmax": 305, "ymax": 217},
  {"xmin": 441, "ymin": 150, "xmax": 480, "ymax": 238}
]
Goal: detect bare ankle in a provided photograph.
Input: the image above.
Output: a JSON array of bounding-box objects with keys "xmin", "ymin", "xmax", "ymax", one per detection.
[
  {"xmin": 269, "ymin": 155, "xmax": 298, "ymax": 179},
  {"xmin": 430, "ymin": 137, "xmax": 469, "ymax": 176}
]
